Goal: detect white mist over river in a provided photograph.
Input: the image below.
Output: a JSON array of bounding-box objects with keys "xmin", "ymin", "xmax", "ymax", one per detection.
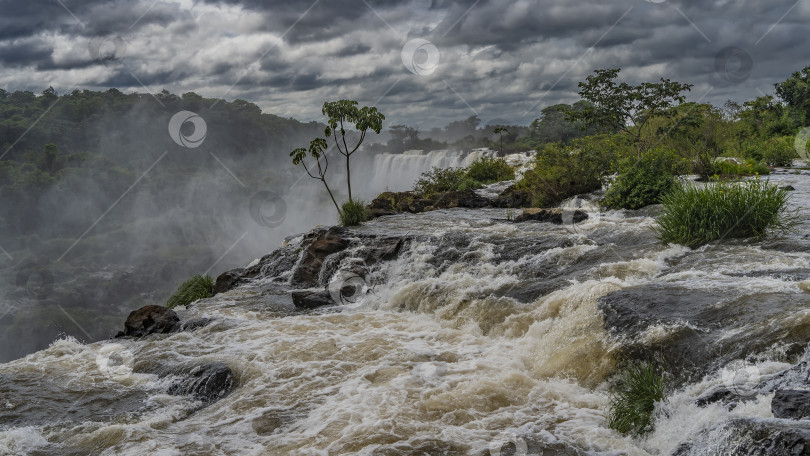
[{"xmin": 2, "ymin": 171, "xmax": 810, "ymax": 455}]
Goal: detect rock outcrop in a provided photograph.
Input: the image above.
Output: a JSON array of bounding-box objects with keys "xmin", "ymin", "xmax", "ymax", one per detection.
[
  {"xmin": 513, "ymin": 208, "xmax": 588, "ymax": 224},
  {"xmin": 368, "ymin": 189, "xmax": 490, "ymax": 216},
  {"xmin": 117, "ymin": 305, "xmax": 180, "ymax": 338}
]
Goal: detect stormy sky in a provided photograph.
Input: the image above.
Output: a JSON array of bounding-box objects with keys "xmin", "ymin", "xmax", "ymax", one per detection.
[{"xmin": 0, "ymin": 0, "xmax": 807, "ymax": 128}]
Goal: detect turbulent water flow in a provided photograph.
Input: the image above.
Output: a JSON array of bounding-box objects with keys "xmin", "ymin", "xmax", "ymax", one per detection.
[{"xmin": 3, "ymin": 172, "xmax": 810, "ymax": 455}]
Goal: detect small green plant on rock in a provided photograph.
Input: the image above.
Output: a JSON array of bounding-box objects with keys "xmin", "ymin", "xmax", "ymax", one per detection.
[
  {"xmin": 466, "ymin": 156, "xmax": 515, "ymax": 184},
  {"xmin": 166, "ymin": 274, "xmax": 214, "ymax": 309},
  {"xmin": 608, "ymin": 360, "xmax": 666, "ymax": 436},
  {"xmin": 339, "ymin": 199, "xmax": 370, "ymax": 226}
]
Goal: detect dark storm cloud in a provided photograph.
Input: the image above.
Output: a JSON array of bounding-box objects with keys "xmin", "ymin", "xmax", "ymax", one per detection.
[{"xmin": 0, "ymin": 0, "xmax": 807, "ymax": 126}]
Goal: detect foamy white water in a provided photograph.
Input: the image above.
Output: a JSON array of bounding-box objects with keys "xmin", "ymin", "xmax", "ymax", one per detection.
[{"xmin": 3, "ymin": 173, "xmax": 810, "ymax": 455}]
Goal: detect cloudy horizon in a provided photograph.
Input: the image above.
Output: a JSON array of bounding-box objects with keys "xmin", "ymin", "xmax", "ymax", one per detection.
[{"xmin": 1, "ymin": 0, "xmax": 807, "ymax": 129}]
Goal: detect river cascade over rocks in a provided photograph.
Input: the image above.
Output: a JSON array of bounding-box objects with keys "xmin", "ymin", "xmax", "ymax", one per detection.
[{"xmin": 4, "ymin": 170, "xmax": 810, "ymax": 455}]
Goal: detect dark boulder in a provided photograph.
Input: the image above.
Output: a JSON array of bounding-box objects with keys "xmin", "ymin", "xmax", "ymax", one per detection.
[
  {"xmin": 291, "ymin": 290, "xmax": 335, "ymax": 309},
  {"xmin": 117, "ymin": 305, "xmax": 180, "ymax": 338},
  {"xmin": 291, "ymin": 228, "xmax": 350, "ymax": 286},
  {"xmin": 782, "ymin": 185, "xmax": 796, "ymax": 191},
  {"xmin": 212, "ymin": 268, "xmax": 243, "ymax": 295},
  {"xmin": 167, "ymin": 362, "xmax": 236, "ymax": 404},
  {"xmin": 492, "ymin": 186, "xmax": 533, "ymax": 208},
  {"xmin": 364, "ymin": 237, "xmax": 405, "ymax": 265},
  {"xmin": 513, "ymin": 208, "xmax": 588, "ymax": 224},
  {"xmin": 772, "ymin": 390, "xmax": 810, "ymax": 420},
  {"xmin": 431, "ymin": 189, "xmax": 490, "ymax": 209}
]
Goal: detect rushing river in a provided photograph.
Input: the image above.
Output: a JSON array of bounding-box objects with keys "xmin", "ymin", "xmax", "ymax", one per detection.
[{"xmin": 3, "ymin": 171, "xmax": 810, "ymax": 455}]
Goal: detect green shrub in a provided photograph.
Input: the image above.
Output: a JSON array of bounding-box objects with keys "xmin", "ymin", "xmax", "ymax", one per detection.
[
  {"xmin": 713, "ymin": 158, "xmax": 771, "ymax": 177},
  {"xmin": 413, "ymin": 167, "xmax": 481, "ymax": 196},
  {"xmin": 166, "ymin": 274, "xmax": 214, "ymax": 309},
  {"xmin": 762, "ymin": 136, "xmax": 797, "ymax": 167},
  {"xmin": 602, "ymin": 149, "xmax": 682, "ymax": 210},
  {"xmin": 656, "ymin": 178, "xmax": 796, "ymax": 248},
  {"xmin": 465, "ymin": 157, "xmax": 515, "ymax": 184},
  {"xmin": 608, "ymin": 361, "xmax": 666, "ymax": 436},
  {"xmin": 517, "ymin": 135, "xmax": 628, "ymax": 207},
  {"xmin": 339, "ymin": 199, "xmax": 370, "ymax": 226}
]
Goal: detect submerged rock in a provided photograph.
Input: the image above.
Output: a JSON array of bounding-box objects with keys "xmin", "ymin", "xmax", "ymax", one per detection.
[
  {"xmin": 291, "ymin": 290, "xmax": 335, "ymax": 309},
  {"xmin": 117, "ymin": 305, "xmax": 180, "ymax": 338},
  {"xmin": 673, "ymin": 418, "xmax": 810, "ymax": 455},
  {"xmin": 772, "ymin": 390, "xmax": 810, "ymax": 420},
  {"xmin": 167, "ymin": 362, "xmax": 236, "ymax": 404}
]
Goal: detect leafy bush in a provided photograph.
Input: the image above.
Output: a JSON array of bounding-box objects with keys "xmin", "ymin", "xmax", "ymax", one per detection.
[
  {"xmin": 602, "ymin": 149, "xmax": 682, "ymax": 209},
  {"xmin": 413, "ymin": 167, "xmax": 481, "ymax": 196},
  {"xmin": 339, "ymin": 199, "xmax": 370, "ymax": 226},
  {"xmin": 465, "ymin": 156, "xmax": 515, "ymax": 184},
  {"xmin": 656, "ymin": 178, "xmax": 796, "ymax": 248},
  {"xmin": 713, "ymin": 159, "xmax": 770, "ymax": 176},
  {"xmin": 517, "ymin": 135, "xmax": 628, "ymax": 207},
  {"xmin": 762, "ymin": 136, "xmax": 797, "ymax": 167},
  {"xmin": 608, "ymin": 361, "xmax": 666, "ymax": 436},
  {"xmin": 166, "ymin": 274, "xmax": 214, "ymax": 309}
]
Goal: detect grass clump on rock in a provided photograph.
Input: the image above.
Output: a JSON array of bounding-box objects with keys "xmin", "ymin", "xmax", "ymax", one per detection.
[
  {"xmin": 656, "ymin": 177, "xmax": 796, "ymax": 248},
  {"xmin": 166, "ymin": 274, "xmax": 214, "ymax": 309},
  {"xmin": 608, "ymin": 360, "xmax": 666, "ymax": 436},
  {"xmin": 339, "ymin": 199, "xmax": 370, "ymax": 226}
]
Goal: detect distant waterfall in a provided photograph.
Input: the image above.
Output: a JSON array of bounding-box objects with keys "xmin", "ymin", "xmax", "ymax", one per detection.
[{"xmin": 368, "ymin": 148, "xmax": 497, "ymax": 193}]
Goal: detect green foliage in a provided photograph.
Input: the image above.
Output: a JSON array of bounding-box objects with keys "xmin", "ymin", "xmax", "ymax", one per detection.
[
  {"xmin": 602, "ymin": 149, "xmax": 682, "ymax": 210},
  {"xmin": 518, "ymin": 135, "xmax": 628, "ymax": 207},
  {"xmin": 412, "ymin": 157, "xmax": 514, "ymax": 197},
  {"xmin": 166, "ymin": 274, "xmax": 214, "ymax": 309},
  {"xmin": 413, "ymin": 167, "xmax": 479, "ymax": 196},
  {"xmin": 656, "ymin": 178, "xmax": 796, "ymax": 248},
  {"xmin": 608, "ymin": 361, "xmax": 666, "ymax": 436},
  {"xmin": 568, "ymin": 69, "xmax": 693, "ymax": 153},
  {"xmin": 339, "ymin": 200, "xmax": 370, "ymax": 226},
  {"xmin": 465, "ymin": 157, "xmax": 515, "ymax": 184},
  {"xmin": 762, "ymin": 136, "xmax": 797, "ymax": 167},
  {"xmin": 775, "ymin": 65, "xmax": 810, "ymax": 122},
  {"xmin": 712, "ymin": 159, "xmax": 770, "ymax": 176}
]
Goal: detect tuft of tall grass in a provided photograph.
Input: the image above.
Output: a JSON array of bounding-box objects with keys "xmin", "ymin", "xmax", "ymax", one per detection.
[
  {"xmin": 339, "ymin": 199, "xmax": 370, "ymax": 226},
  {"xmin": 608, "ymin": 361, "xmax": 666, "ymax": 436},
  {"xmin": 166, "ymin": 274, "xmax": 214, "ymax": 309},
  {"xmin": 656, "ymin": 178, "xmax": 796, "ymax": 248}
]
